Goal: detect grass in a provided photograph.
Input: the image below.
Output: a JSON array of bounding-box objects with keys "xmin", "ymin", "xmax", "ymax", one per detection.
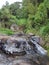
[{"xmin": 0, "ymin": 28, "xmax": 14, "ymax": 35}]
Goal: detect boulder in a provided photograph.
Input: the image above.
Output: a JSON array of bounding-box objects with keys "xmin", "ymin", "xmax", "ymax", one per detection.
[
  {"xmin": 31, "ymin": 36, "xmax": 44, "ymax": 46},
  {"xmin": 2, "ymin": 37, "xmax": 27, "ymax": 55},
  {"xmin": 10, "ymin": 24, "xmax": 19, "ymax": 31}
]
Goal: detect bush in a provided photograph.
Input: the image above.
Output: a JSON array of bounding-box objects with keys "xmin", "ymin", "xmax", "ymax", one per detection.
[
  {"xmin": 34, "ymin": 3, "xmax": 47, "ymax": 27},
  {"xmin": 40, "ymin": 25, "xmax": 49, "ymax": 35},
  {"xmin": 17, "ymin": 19, "xmax": 27, "ymax": 26}
]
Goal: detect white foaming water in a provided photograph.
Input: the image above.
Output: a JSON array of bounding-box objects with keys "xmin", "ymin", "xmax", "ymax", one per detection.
[{"xmin": 30, "ymin": 40, "xmax": 47, "ymax": 55}]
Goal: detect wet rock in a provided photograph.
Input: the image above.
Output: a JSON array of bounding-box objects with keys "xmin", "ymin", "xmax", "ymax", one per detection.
[
  {"xmin": 0, "ymin": 53, "xmax": 9, "ymax": 65},
  {"xmin": 0, "ymin": 34, "xmax": 47, "ymax": 56},
  {"xmin": 0, "ymin": 34, "xmax": 48, "ymax": 65},
  {"xmin": 28, "ymin": 39, "xmax": 47, "ymax": 56},
  {"xmin": 0, "ymin": 52, "xmax": 49, "ymax": 65},
  {"xmin": 31, "ymin": 36, "xmax": 40, "ymax": 44},
  {"xmin": 2, "ymin": 37, "xmax": 27, "ymax": 55},
  {"xmin": 31, "ymin": 36, "xmax": 45, "ymax": 46}
]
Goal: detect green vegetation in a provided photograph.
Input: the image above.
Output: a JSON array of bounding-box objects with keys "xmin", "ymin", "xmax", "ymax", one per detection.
[
  {"xmin": 0, "ymin": 28, "xmax": 14, "ymax": 35},
  {"xmin": 0, "ymin": 0, "xmax": 49, "ymax": 55},
  {"xmin": 17, "ymin": 19, "xmax": 27, "ymax": 26},
  {"xmin": 44, "ymin": 45, "xmax": 49, "ymax": 56}
]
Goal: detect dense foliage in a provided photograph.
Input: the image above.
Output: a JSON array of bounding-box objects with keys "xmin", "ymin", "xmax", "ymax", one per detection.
[{"xmin": 0, "ymin": 0, "xmax": 49, "ymax": 34}]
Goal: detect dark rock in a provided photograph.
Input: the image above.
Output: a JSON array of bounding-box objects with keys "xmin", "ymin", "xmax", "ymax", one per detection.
[
  {"xmin": 0, "ymin": 34, "xmax": 47, "ymax": 56},
  {"xmin": 31, "ymin": 36, "xmax": 40, "ymax": 44},
  {"xmin": 28, "ymin": 39, "xmax": 47, "ymax": 56},
  {"xmin": 31, "ymin": 36, "xmax": 45, "ymax": 46},
  {"xmin": 2, "ymin": 38, "xmax": 27, "ymax": 55}
]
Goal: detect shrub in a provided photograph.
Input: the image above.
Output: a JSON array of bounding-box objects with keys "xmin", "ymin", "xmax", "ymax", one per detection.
[
  {"xmin": 17, "ymin": 19, "xmax": 27, "ymax": 26},
  {"xmin": 40, "ymin": 25, "xmax": 49, "ymax": 35}
]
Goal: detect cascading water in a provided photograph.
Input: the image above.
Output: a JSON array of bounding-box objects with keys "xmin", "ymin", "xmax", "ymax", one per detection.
[{"xmin": 30, "ymin": 39, "xmax": 47, "ymax": 55}]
